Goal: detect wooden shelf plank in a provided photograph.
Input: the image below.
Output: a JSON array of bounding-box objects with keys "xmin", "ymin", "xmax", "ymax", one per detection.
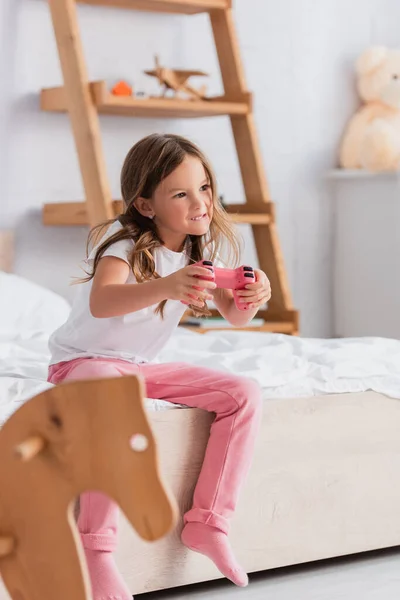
[
  {"xmin": 76, "ymin": 0, "xmax": 230, "ymax": 14},
  {"xmin": 224, "ymin": 204, "xmax": 272, "ymax": 224},
  {"xmin": 42, "ymin": 202, "xmax": 94, "ymax": 226},
  {"xmin": 42, "ymin": 201, "xmax": 271, "ymax": 226},
  {"xmin": 228, "ymin": 213, "xmax": 270, "ymax": 225},
  {"xmin": 41, "ymin": 81, "xmax": 249, "ymax": 119},
  {"xmin": 224, "ymin": 202, "xmax": 274, "ymax": 215},
  {"xmin": 180, "ymin": 307, "xmax": 298, "ymax": 335},
  {"xmin": 180, "ymin": 321, "xmax": 297, "ymax": 334},
  {"xmin": 180, "ymin": 308, "xmax": 298, "ymax": 334}
]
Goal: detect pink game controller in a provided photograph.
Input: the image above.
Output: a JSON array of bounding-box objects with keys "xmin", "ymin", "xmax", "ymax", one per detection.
[{"xmin": 193, "ymin": 260, "xmax": 256, "ymax": 311}]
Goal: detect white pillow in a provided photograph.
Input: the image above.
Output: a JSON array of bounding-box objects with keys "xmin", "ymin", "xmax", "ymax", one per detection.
[{"xmin": 0, "ymin": 272, "xmax": 70, "ymax": 334}]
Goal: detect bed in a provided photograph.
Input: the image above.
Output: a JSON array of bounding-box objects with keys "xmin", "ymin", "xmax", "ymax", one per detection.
[{"xmin": 1, "ymin": 231, "xmax": 400, "ymax": 598}]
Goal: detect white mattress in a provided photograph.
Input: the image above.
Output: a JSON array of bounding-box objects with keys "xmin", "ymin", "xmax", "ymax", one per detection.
[{"xmin": 1, "ymin": 327, "xmax": 400, "ymax": 427}]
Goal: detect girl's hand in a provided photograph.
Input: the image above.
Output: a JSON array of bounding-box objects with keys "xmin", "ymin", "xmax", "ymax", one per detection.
[
  {"xmin": 236, "ymin": 269, "xmax": 271, "ymax": 309},
  {"xmin": 164, "ymin": 265, "xmax": 217, "ymax": 308}
]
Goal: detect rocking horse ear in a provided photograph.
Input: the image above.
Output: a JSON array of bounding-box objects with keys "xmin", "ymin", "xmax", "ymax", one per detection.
[{"xmin": 356, "ymin": 46, "xmax": 388, "ymax": 75}]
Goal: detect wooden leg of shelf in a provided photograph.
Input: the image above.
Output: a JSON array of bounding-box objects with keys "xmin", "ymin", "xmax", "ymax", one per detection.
[
  {"xmin": 211, "ymin": 6, "xmax": 296, "ymax": 328},
  {"xmin": 229, "ymin": 114, "xmax": 292, "ymax": 312},
  {"xmin": 210, "ymin": 8, "xmax": 247, "ymax": 95},
  {"xmin": 210, "ymin": 8, "xmax": 271, "ymax": 205},
  {"xmin": 230, "ymin": 114, "xmax": 271, "ymax": 205},
  {"xmin": 253, "ymin": 222, "xmax": 294, "ymax": 314},
  {"xmin": 48, "ymin": 0, "xmax": 114, "ymax": 226}
]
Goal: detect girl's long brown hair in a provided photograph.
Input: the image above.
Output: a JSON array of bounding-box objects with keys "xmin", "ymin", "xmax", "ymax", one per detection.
[{"xmin": 82, "ymin": 133, "xmax": 241, "ymax": 317}]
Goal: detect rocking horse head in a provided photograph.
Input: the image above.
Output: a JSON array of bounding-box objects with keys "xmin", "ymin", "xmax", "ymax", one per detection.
[{"xmin": 0, "ymin": 376, "xmax": 177, "ymax": 600}]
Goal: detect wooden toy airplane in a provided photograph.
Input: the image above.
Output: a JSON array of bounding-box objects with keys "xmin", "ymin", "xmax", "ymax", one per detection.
[
  {"xmin": 0, "ymin": 376, "xmax": 177, "ymax": 600},
  {"xmin": 144, "ymin": 55, "xmax": 208, "ymax": 100}
]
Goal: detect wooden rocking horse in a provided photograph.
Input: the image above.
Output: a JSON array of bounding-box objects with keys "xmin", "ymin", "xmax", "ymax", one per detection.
[{"xmin": 0, "ymin": 376, "xmax": 177, "ymax": 600}]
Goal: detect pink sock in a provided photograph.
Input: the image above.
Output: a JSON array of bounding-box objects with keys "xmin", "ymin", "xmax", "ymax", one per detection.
[
  {"xmin": 181, "ymin": 523, "xmax": 248, "ymax": 587},
  {"xmin": 83, "ymin": 548, "xmax": 132, "ymax": 600}
]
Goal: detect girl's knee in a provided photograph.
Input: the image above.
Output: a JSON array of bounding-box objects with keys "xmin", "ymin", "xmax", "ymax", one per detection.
[{"xmin": 231, "ymin": 376, "xmax": 262, "ymax": 414}]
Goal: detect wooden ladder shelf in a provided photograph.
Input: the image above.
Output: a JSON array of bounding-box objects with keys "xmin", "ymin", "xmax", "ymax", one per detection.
[{"xmin": 41, "ymin": 0, "xmax": 299, "ymax": 335}]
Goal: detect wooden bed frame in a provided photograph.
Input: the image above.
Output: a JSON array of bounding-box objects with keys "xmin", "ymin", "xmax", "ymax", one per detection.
[
  {"xmin": 115, "ymin": 392, "xmax": 400, "ymax": 594},
  {"xmin": 2, "ymin": 231, "xmax": 400, "ymax": 598}
]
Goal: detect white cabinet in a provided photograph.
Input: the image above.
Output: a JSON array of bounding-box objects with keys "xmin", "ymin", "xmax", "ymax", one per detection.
[{"xmin": 330, "ymin": 171, "xmax": 400, "ymax": 339}]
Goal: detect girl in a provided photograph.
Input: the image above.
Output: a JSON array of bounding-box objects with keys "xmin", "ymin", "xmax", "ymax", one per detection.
[{"xmin": 48, "ymin": 133, "xmax": 271, "ymax": 599}]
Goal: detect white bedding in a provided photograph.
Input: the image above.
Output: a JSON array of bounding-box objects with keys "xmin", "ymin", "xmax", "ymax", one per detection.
[
  {"xmin": 1, "ymin": 326, "xmax": 400, "ymax": 427},
  {"xmin": 0, "ymin": 329, "xmax": 175, "ymax": 427}
]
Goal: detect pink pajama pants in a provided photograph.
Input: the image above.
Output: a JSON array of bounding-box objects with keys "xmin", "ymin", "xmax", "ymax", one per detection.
[{"xmin": 48, "ymin": 357, "xmax": 262, "ymax": 551}]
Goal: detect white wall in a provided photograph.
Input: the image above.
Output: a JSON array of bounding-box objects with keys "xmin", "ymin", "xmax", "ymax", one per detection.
[{"xmin": 1, "ymin": 0, "xmax": 400, "ymax": 336}]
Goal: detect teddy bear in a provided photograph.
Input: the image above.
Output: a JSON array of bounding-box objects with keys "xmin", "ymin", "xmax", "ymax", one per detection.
[{"xmin": 339, "ymin": 46, "xmax": 400, "ymax": 171}]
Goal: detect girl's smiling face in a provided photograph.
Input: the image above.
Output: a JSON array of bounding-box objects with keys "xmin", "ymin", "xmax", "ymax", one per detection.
[{"xmin": 135, "ymin": 155, "xmax": 213, "ymax": 251}]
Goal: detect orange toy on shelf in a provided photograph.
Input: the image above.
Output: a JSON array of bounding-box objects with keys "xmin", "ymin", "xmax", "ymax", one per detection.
[{"xmin": 111, "ymin": 81, "xmax": 133, "ymax": 96}]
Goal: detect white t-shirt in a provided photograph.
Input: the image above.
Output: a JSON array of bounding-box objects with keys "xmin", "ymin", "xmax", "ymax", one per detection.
[{"xmin": 49, "ymin": 221, "xmax": 189, "ymax": 365}]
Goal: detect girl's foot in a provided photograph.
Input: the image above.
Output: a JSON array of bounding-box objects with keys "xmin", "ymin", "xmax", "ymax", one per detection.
[
  {"xmin": 181, "ymin": 522, "xmax": 248, "ymax": 587},
  {"xmin": 84, "ymin": 548, "xmax": 132, "ymax": 600}
]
